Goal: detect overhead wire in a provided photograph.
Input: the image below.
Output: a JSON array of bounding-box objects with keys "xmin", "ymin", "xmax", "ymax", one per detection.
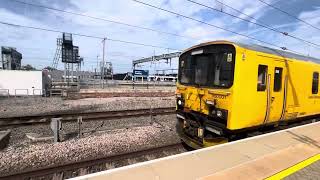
[
  {"xmin": 257, "ymin": 0, "xmax": 320, "ymax": 32},
  {"xmin": 10, "ymin": 0, "xmax": 198, "ymax": 41},
  {"xmin": 9, "ymin": 0, "xmax": 320, "ymax": 50},
  {"xmin": 130, "ymin": 0, "xmax": 303, "ymax": 55},
  {"xmin": 186, "ymin": 0, "xmax": 320, "ymax": 49},
  {"xmin": 1, "ymin": 45, "xmax": 144, "ymax": 59},
  {"xmin": 1, "ymin": 0, "xmax": 315, "ymax": 56},
  {"xmin": 22, "ymin": 57, "xmax": 138, "ymax": 70},
  {"xmin": 23, "ymin": 56, "xmax": 143, "ymax": 65},
  {"xmin": 0, "ymin": 21, "xmax": 182, "ymax": 51},
  {"xmin": 213, "ymin": 0, "xmax": 285, "ymax": 27},
  {"xmin": 214, "ymin": 0, "xmax": 268, "ymax": 24}
]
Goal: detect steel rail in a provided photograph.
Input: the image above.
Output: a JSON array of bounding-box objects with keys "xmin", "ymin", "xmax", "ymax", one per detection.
[
  {"xmin": 0, "ymin": 107, "xmax": 176, "ymax": 127},
  {"xmin": 1, "ymin": 143, "xmax": 183, "ymax": 180}
]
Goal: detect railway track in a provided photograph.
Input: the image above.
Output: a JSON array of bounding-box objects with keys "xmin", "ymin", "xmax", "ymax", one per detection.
[
  {"xmin": 0, "ymin": 107, "xmax": 176, "ymax": 127},
  {"xmin": 1, "ymin": 115, "xmax": 318, "ymax": 179},
  {"xmin": 1, "ymin": 143, "xmax": 184, "ymax": 180}
]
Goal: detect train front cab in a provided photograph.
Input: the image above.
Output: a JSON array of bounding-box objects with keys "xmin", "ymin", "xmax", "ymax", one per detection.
[{"xmin": 176, "ymin": 41, "xmax": 291, "ymax": 149}]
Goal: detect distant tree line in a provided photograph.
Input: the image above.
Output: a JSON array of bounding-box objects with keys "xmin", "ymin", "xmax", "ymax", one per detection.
[
  {"xmin": 19, "ymin": 65, "xmax": 58, "ymax": 71},
  {"xmin": 44, "ymin": 66, "xmax": 57, "ymax": 71},
  {"xmin": 21, "ymin": 64, "xmax": 37, "ymax": 71}
]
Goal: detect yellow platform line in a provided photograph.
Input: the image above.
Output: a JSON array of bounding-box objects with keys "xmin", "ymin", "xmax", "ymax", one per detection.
[{"xmin": 265, "ymin": 154, "xmax": 320, "ymax": 180}]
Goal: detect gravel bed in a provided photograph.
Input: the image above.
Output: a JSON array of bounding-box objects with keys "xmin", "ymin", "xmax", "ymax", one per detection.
[
  {"xmin": 78, "ymin": 91, "xmax": 174, "ymax": 99},
  {"xmin": 80, "ymin": 87, "xmax": 175, "ymax": 92},
  {"xmin": 5, "ymin": 114, "xmax": 171, "ymax": 145},
  {"xmin": 0, "ymin": 115, "xmax": 179, "ymax": 177},
  {"xmin": 0, "ymin": 96, "xmax": 175, "ymax": 118}
]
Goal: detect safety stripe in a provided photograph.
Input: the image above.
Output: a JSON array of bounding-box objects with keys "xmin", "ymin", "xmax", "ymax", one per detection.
[{"xmin": 265, "ymin": 154, "xmax": 320, "ymax": 180}]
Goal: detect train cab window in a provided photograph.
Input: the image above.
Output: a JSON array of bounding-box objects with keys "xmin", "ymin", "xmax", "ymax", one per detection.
[
  {"xmin": 257, "ymin": 65, "xmax": 268, "ymax": 91},
  {"xmin": 312, "ymin": 72, "xmax": 319, "ymax": 94},
  {"xmin": 274, "ymin": 67, "xmax": 283, "ymax": 92}
]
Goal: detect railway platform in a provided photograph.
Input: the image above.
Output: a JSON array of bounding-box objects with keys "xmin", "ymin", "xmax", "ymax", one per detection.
[{"xmin": 75, "ymin": 122, "xmax": 320, "ymax": 180}]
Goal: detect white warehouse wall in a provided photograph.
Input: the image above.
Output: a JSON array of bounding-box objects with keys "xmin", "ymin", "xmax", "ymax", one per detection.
[{"xmin": 0, "ymin": 70, "xmax": 43, "ymax": 96}]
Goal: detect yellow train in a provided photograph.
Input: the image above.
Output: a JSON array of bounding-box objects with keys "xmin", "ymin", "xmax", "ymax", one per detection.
[{"xmin": 176, "ymin": 40, "xmax": 320, "ymax": 149}]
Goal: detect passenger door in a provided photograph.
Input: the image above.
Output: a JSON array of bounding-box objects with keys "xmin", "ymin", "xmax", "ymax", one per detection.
[{"xmin": 268, "ymin": 61, "xmax": 287, "ymax": 123}]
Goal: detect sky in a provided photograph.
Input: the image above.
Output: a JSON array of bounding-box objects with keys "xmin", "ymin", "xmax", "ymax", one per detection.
[{"xmin": 0, "ymin": 0, "xmax": 320, "ymax": 73}]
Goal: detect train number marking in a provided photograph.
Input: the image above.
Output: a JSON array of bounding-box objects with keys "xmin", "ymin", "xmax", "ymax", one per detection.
[{"xmin": 213, "ymin": 95, "xmax": 227, "ymax": 99}]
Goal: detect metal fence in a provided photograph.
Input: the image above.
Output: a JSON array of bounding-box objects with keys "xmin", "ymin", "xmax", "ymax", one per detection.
[
  {"xmin": 0, "ymin": 89, "xmax": 9, "ymax": 97},
  {"xmin": 0, "ymin": 88, "xmax": 65, "ymax": 98}
]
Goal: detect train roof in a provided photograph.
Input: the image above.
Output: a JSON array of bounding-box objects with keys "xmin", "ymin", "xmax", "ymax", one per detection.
[
  {"xmin": 187, "ymin": 41, "xmax": 320, "ymax": 63},
  {"xmin": 235, "ymin": 42, "xmax": 320, "ymax": 63}
]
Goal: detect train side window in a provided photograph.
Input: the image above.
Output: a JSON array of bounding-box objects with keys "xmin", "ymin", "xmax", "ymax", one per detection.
[
  {"xmin": 257, "ymin": 65, "xmax": 268, "ymax": 91},
  {"xmin": 274, "ymin": 67, "xmax": 283, "ymax": 92},
  {"xmin": 312, "ymin": 72, "xmax": 319, "ymax": 94}
]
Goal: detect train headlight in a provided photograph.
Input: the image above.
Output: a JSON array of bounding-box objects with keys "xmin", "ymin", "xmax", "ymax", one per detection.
[
  {"xmin": 210, "ymin": 108, "xmax": 228, "ymax": 120},
  {"xmin": 198, "ymin": 128, "xmax": 204, "ymax": 138},
  {"xmin": 176, "ymin": 97, "xmax": 184, "ymax": 110},
  {"xmin": 206, "ymin": 100, "xmax": 215, "ymax": 106}
]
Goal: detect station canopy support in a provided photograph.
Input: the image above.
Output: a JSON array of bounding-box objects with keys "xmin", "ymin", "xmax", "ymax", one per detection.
[{"xmin": 132, "ymin": 52, "xmax": 181, "ymax": 68}]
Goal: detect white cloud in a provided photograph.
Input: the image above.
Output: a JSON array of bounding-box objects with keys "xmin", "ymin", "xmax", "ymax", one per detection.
[
  {"xmin": 0, "ymin": 0, "xmax": 320, "ymax": 72},
  {"xmin": 284, "ymin": 7, "xmax": 320, "ymax": 57}
]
